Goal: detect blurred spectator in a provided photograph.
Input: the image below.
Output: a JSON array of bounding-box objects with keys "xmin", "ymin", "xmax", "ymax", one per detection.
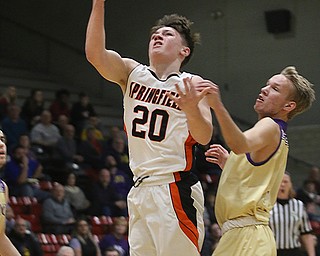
[
  {"xmin": 0, "ymin": 85, "xmax": 17, "ymax": 120},
  {"xmin": 4, "ymin": 144, "xmax": 50, "ymax": 202},
  {"xmin": 5, "ymin": 204, "xmax": 16, "ymax": 235},
  {"xmin": 8, "ymin": 216, "xmax": 43, "ymax": 256},
  {"xmin": 201, "ymin": 222, "xmax": 222, "ymax": 256},
  {"xmin": 21, "ymin": 89, "xmax": 45, "ymax": 129},
  {"xmin": 6, "ymin": 202, "xmax": 32, "ymax": 235},
  {"xmin": 102, "ymin": 247, "xmax": 121, "ymax": 256},
  {"xmin": 81, "ymin": 116, "xmax": 104, "ymax": 141},
  {"xmin": 105, "ymin": 155, "xmax": 132, "ymax": 200},
  {"xmin": 210, "ymin": 223, "xmax": 222, "ymax": 253},
  {"xmin": 105, "ymin": 126, "xmax": 127, "ymax": 149},
  {"xmin": 296, "ymin": 180, "xmax": 320, "ymax": 206},
  {"xmin": 204, "ymin": 189, "xmax": 217, "ymax": 226},
  {"xmin": 69, "ymin": 218, "xmax": 101, "ymax": 256},
  {"xmin": 64, "ymin": 172, "xmax": 90, "ymax": 217},
  {"xmin": 99, "ymin": 217, "xmax": 129, "ymax": 256},
  {"xmin": 41, "ymin": 183, "xmax": 75, "ymax": 234},
  {"xmin": 305, "ymin": 201, "xmax": 320, "ymax": 256},
  {"xmin": 89, "ymin": 168, "xmax": 127, "ymax": 217},
  {"xmin": 204, "ymin": 189, "xmax": 217, "ymax": 228},
  {"xmin": 56, "ymin": 124, "xmax": 85, "ymax": 171},
  {"xmin": 104, "ymin": 247, "xmax": 121, "ymax": 256},
  {"xmin": 79, "ymin": 126, "xmax": 105, "ymax": 170},
  {"xmin": 1, "ymin": 104, "xmax": 28, "ymax": 150},
  {"xmin": 56, "ymin": 246, "xmax": 75, "ymax": 256},
  {"xmin": 104, "ymin": 136, "xmax": 130, "ymax": 175},
  {"xmin": 305, "ymin": 166, "xmax": 320, "ymax": 195},
  {"xmin": 201, "ymin": 190, "xmax": 219, "ymax": 256},
  {"xmin": 56, "ymin": 114, "xmax": 70, "ymax": 135},
  {"xmin": 70, "ymin": 92, "xmax": 96, "ymax": 139},
  {"xmin": 210, "ymin": 223, "xmax": 222, "ymax": 254},
  {"xmin": 30, "ymin": 110, "xmax": 61, "ymax": 150},
  {"xmin": 17, "ymin": 133, "xmax": 39, "ymax": 160},
  {"xmin": 49, "ymin": 89, "xmax": 71, "ymax": 122}
]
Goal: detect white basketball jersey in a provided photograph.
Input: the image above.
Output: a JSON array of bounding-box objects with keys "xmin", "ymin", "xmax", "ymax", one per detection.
[{"xmin": 124, "ymin": 64, "xmax": 197, "ymax": 180}]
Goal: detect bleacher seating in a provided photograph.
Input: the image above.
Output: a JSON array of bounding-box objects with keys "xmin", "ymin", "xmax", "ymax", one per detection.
[
  {"xmin": 9, "ymin": 196, "xmax": 41, "ymax": 215},
  {"xmin": 91, "ymin": 215, "xmax": 113, "ymax": 236},
  {"xmin": 37, "ymin": 233, "xmax": 64, "ymax": 256}
]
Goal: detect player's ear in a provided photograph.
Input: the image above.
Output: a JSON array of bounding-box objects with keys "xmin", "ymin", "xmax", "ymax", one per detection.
[
  {"xmin": 283, "ymin": 101, "xmax": 296, "ymax": 111},
  {"xmin": 180, "ymin": 46, "xmax": 190, "ymax": 58}
]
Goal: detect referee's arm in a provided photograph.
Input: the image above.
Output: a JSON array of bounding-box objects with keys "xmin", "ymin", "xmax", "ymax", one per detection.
[{"xmin": 300, "ymin": 233, "xmax": 316, "ymax": 256}]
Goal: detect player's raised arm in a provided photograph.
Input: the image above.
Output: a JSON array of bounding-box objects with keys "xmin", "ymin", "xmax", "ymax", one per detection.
[
  {"xmin": 85, "ymin": 0, "xmax": 138, "ymax": 91},
  {"xmin": 196, "ymin": 80, "xmax": 280, "ymax": 155}
]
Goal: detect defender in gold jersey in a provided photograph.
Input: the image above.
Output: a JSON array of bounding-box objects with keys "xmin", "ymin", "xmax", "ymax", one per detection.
[{"xmin": 173, "ymin": 66, "xmax": 316, "ymax": 255}]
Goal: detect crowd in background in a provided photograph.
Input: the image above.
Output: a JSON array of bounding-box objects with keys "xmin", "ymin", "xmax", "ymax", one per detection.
[
  {"xmin": 0, "ymin": 85, "xmax": 319, "ymax": 256},
  {"xmin": 0, "ymin": 85, "xmax": 132, "ymax": 255}
]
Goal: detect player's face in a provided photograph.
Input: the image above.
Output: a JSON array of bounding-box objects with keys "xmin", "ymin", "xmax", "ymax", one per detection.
[
  {"xmin": 0, "ymin": 131, "xmax": 7, "ymax": 166},
  {"xmin": 148, "ymin": 26, "xmax": 186, "ymax": 64},
  {"xmin": 254, "ymin": 74, "xmax": 294, "ymax": 119}
]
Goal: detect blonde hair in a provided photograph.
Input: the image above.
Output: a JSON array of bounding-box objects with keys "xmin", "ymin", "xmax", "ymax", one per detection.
[{"xmin": 281, "ymin": 66, "xmax": 316, "ymax": 119}]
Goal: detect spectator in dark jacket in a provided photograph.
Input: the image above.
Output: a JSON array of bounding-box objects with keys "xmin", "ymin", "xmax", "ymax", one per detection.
[
  {"xmin": 89, "ymin": 168, "xmax": 127, "ymax": 217},
  {"xmin": 8, "ymin": 217, "xmax": 43, "ymax": 256}
]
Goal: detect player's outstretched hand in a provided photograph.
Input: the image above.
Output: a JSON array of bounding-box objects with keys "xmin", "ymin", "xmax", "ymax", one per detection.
[
  {"xmin": 196, "ymin": 80, "xmax": 222, "ymax": 110},
  {"xmin": 167, "ymin": 77, "xmax": 208, "ymax": 114},
  {"xmin": 205, "ymin": 144, "xmax": 229, "ymax": 169}
]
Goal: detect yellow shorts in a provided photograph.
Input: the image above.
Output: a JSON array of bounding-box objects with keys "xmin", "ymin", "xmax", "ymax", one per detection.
[{"xmin": 213, "ymin": 224, "xmax": 276, "ymax": 256}]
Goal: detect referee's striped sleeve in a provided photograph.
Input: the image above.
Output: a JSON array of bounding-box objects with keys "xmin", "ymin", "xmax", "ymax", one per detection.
[
  {"xmin": 300, "ymin": 201, "xmax": 313, "ymax": 234},
  {"xmin": 269, "ymin": 198, "xmax": 313, "ymax": 250}
]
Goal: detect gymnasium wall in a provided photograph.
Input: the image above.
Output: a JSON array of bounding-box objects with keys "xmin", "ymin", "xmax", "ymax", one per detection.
[{"xmin": 0, "ymin": 0, "xmax": 319, "ymax": 128}]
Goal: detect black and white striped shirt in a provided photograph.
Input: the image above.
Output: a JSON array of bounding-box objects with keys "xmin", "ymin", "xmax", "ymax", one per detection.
[{"xmin": 269, "ymin": 198, "xmax": 313, "ymax": 249}]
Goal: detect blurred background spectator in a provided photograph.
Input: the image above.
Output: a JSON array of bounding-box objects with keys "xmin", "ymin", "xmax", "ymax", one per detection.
[
  {"xmin": 0, "ymin": 85, "xmax": 17, "ymax": 121},
  {"xmin": 70, "ymin": 92, "xmax": 96, "ymax": 140},
  {"xmin": 99, "ymin": 217, "xmax": 129, "ymax": 256},
  {"xmin": 41, "ymin": 183, "xmax": 75, "ymax": 234},
  {"xmin": 64, "ymin": 172, "xmax": 90, "ymax": 217},
  {"xmin": 49, "ymin": 89, "xmax": 71, "ymax": 123},
  {"xmin": 56, "ymin": 124, "xmax": 85, "ymax": 172},
  {"xmin": 21, "ymin": 89, "xmax": 45, "ymax": 129},
  {"xmin": 1, "ymin": 104, "xmax": 28, "ymax": 151},
  {"xmin": 8, "ymin": 216, "xmax": 43, "ymax": 256},
  {"xmin": 30, "ymin": 110, "xmax": 61, "ymax": 150},
  {"xmin": 4, "ymin": 144, "xmax": 50, "ymax": 202},
  {"xmin": 69, "ymin": 218, "xmax": 101, "ymax": 256},
  {"xmin": 56, "ymin": 246, "xmax": 75, "ymax": 256},
  {"xmin": 89, "ymin": 168, "xmax": 127, "ymax": 217},
  {"xmin": 79, "ymin": 126, "xmax": 105, "ymax": 171},
  {"xmin": 104, "ymin": 247, "xmax": 121, "ymax": 256},
  {"xmin": 105, "ymin": 155, "xmax": 132, "ymax": 201}
]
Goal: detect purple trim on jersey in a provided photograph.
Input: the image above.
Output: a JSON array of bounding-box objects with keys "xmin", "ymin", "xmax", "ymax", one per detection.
[
  {"xmin": 0, "ymin": 179, "xmax": 5, "ymax": 193},
  {"xmin": 246, "ymin": 119, "xmax": 287, "ymax": 166},
  {"xmin": 273, "ymin": 118, "xmax": 288, "ymax": 132}
]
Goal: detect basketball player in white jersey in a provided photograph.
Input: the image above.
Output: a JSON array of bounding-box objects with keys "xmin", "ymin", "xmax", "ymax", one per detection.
[
  {"xmin": 182, "ymin": 67, "xmax": 315, "ymax": 255},
  {"xmin": 86, "ymin": 1, "xmax": 213, "ymax": 255},
  {"xmin": 0, "ymin": 130, "xmax": 21, "ymax": 255}
]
